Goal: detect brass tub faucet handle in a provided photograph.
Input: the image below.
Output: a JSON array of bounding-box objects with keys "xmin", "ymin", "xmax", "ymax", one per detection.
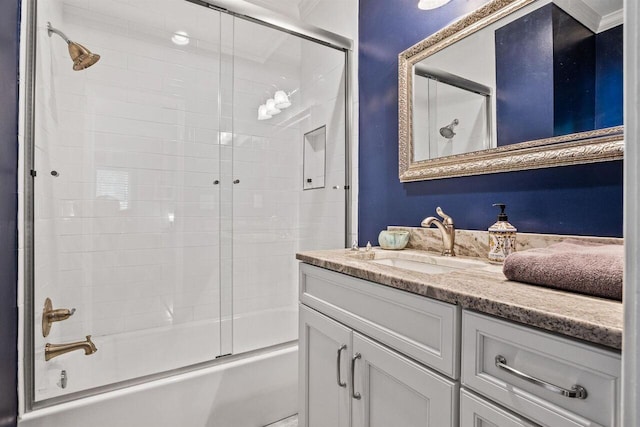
[{"xmin": 42, "ymin": 298, "xmax": 76, "ymax": 337}]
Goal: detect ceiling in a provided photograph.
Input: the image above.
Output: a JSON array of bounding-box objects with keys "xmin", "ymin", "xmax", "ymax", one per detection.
[{"xmin": 555, "ymin": 0, "xmax": 624, "ymax": 33}]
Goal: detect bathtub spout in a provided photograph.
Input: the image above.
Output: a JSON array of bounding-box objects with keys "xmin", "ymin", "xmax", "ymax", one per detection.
[{"xmin": 45, "ymin": 335, "xmax": 98, "ymax": 361}]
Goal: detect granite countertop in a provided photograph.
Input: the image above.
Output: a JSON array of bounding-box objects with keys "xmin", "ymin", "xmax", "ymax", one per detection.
[{"xmin": 296, "ymin": 246, "xmax": 623, "ymax": 350}]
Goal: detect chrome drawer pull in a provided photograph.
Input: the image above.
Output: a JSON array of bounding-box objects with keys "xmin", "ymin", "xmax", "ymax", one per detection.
[
  {"xmin": 337, "ymin": 345, "xmax": 347, "ymax": 388},
  {"xmin": 351, "ymin": 353, "xmax": 361, "ymax": 400},
  {"xmin": 495, "ymin": 355, "xmax": 588, "ymax": 399}
]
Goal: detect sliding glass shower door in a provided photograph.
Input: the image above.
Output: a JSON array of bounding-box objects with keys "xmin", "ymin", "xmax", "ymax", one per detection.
[
  {"xmin": 29, "ymin": 0, "xmax": 347, "ymax": 405},
  {"xmin": 32, "ymin": 0, "xmax": 225, "ymax": 401},
  {"xmin": 230, "ymin": 17, "xmax": 347, "ymax": 354}
]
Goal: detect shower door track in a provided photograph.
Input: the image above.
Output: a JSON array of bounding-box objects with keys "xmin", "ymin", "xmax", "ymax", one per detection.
[{"xmin": 185, "ymin": 0, "xmax": 352, "ymax": 51}]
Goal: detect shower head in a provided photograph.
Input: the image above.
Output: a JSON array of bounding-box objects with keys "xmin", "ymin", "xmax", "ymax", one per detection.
[
  {"xmin": 47, "ymin": 22, "xmax": 101, "ymax": 71},
  {"xmin": 439, "ymin": 119, "xmax": 459, "ymax": 139}
]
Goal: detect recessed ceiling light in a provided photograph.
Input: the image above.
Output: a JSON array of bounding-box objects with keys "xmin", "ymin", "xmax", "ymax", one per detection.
[
  {"xmin": 171, "ymin": 31, "xmax": 190, "ymax": 46},
  {"xmin": 418, "ymin": 0, "xmax": 451, "ymax": 10}
]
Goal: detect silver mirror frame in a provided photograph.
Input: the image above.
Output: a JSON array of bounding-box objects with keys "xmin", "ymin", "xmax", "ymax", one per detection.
[{"xmin": 398, "ymin": 0, "xmax": 624, "ymax": 182}]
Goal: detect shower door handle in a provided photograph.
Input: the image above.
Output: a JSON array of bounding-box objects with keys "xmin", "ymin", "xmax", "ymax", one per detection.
[
  {"xmin": 233, "ymin": 179, "xmax": 240, "ymax": 184},
  {"xmin": 351, "ymin": 353, "xmax": 361, "ymax": 399},
  {"xmin": 336, "ymin": 344, "xmax": 347, "ymax": 388}
]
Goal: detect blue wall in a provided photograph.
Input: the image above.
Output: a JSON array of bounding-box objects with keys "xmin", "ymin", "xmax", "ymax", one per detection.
[
  {"xmin": 496, "ymin": 4, "xmax": 598, "ymax": 145},
  {"xmin": 495, "ymin": 3, "xmax": 555, "ymax": 145},
  {"xmin": 552, "ymin": 4, "xmax": 596, "ymax": 136},
  {"xmin": 596, "ymin": 25, "xmax": 624, "ymax": 128},
  {"xmin": 0, "ymin": 0, "xmax": 19, "ymax": 425},
  {"xmin": 358, "ymin": 0, "xmax": 623, "ymax": 244}
]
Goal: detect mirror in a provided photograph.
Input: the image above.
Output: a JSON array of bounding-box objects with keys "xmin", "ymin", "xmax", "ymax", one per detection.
[{"xmin": 399, "ymin": 0, "xmax": 624, "ymax": 182}]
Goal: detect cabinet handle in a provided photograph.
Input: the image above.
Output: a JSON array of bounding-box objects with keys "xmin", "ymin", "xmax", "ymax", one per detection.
[
  {"xmin": 351, "ymin": 353, "xmax": 361, "ymax": 400},
  {"xmin": 336, "ymin": 344, "xmax": 347, "ymax": 388},
  {"xmin": 495, "ymin": 355, "xmax": 588, "ymax": 399}
]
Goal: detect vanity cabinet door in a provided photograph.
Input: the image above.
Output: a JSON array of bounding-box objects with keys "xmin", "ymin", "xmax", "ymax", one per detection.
[
  {"xmin": 299, "ymin": 305, "xmax": 352, "ymax": 427},
  {"xmin": 460, "ymin": 389, "xmax": 538, "ymax": 427},
  {"xmin": 351, "ymin": 332, "xmax": 458, "ymax": 427},
  {"xmin": 462, "ymin": 311, "xmax": 621, "ymax": 427}
]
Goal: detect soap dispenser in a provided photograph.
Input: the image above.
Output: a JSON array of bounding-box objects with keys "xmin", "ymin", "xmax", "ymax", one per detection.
[{"xmin": 488, "ymin": 203, "xmax": 517, "ymax": 262}]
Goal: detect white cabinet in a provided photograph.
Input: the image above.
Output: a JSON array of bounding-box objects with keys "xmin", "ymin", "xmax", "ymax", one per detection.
[
  {"xmin": 351, "ymin": 332, "xmax": 457, "ymax": 427},
  {"xmin": 298, "ymin": 266, "xmax": 458, "ymax": 427},
  {"xmin": 460, "ymin": 389, "xmax": 537, "ymax": 427},
  {"xmin": 462, "ymin": 311, "xmax": 621, "ymax": 427},
  {"xmin": 299, "ymin": 305, "xmax": 352, "ymax": 427},
  {"xmin": 299, "ymin": 263, "xmax": 460, "ymax": 378},
  {"xmin": 299, "ymin": 263, "xmax": 621, "ymax": 427}
]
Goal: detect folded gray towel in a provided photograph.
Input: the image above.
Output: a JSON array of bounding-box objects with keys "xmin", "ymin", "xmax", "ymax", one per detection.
[{"xmin": 503, "ymin": 239, "xmax": 623, "ymax": 301}]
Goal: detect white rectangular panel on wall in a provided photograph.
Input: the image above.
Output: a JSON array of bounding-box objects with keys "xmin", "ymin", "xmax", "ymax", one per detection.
[{"xmin": 303, "ymin": 125, "xmax": 326, "ymax": 190}]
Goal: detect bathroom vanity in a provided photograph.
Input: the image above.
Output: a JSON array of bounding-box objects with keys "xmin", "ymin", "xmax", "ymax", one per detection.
[{"xmin": 297, "ymin": 239, "xmax": 622, "ymax": 427}]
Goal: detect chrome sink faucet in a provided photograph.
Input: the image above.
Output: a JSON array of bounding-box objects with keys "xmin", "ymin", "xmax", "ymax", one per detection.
[{"xmin": 421, "ymin": 207, "xmax": 456, "ymax": 257}]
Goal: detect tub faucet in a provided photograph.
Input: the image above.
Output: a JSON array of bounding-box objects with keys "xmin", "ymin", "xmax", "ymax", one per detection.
[
  {"xmin": 45, "ymin": 335, "xmax": 98, "ymax": 361},
  {"xmin": 421, "ymin": 207, "xmax": 456, "ymax": 257}
]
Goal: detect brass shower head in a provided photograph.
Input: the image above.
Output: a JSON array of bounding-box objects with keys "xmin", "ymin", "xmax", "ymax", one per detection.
[{"xmin": 47, "ymin": 22, "xmax": 100, "ymax": 71}]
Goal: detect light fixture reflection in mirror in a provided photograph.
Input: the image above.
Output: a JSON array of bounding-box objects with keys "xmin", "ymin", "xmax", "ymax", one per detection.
[
  {"xmin": 266, "ymin": 98, "xmax": 281, "ymax": 115},
  {"xmin": 274, "ymin": 90, "xmax": 291, "ymax": 108},
  {"xmin": 258, "ymin": 104, "xmax": 272, "ymax": 121},
  {"xmin": 171, "ymin": 31, "xmax": 190, "ymax": 46},
  {"xmin": 256, "ymin": 89, "xmax": 295, "ymax": 121}
]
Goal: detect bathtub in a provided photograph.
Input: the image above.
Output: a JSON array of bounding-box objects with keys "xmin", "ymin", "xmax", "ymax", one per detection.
[{"xmin": 21, "ymin": 309, "xmax": 298, "ymax": 427}]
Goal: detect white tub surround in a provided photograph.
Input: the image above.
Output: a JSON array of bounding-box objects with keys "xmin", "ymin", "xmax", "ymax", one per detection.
[{"xmin": 20, "ymin": 343, "xmax": 297, "ymax": 427}]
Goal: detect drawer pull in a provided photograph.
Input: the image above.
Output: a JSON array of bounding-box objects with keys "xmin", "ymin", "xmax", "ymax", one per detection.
[
  {"xmin": 495, "ymin": 355, "xmax": 588, "ymax": 399},
  {"xmin": 337, "ymin": 344, "xmax": 347, "ymax": 388},
  {"xmin": 351, "ymin": 353, "xmax": 362, "ymax": 400}
]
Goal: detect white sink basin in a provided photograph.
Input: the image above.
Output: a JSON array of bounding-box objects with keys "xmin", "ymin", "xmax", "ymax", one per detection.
[{"xmin": 367, "ymin": 251, "xmax": 488, "ymax": 275}]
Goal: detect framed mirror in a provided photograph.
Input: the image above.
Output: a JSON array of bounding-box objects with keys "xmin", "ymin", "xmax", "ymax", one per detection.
[{"xmin": 399, "ymin": 0, "xmax": 624, "ymax": 182}]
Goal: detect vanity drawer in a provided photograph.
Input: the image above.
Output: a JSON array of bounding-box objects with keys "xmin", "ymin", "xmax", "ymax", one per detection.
[
  {"xmin": 460, "ymin": 388, "xmax": 538, "ymax": 427},
  {"xmin": 299, "ymin": 263, "xmax": 460, "ymax": 378},
  {"xmin": 461, "ymin": 311, "xmax": 621, "ymax": 427}
]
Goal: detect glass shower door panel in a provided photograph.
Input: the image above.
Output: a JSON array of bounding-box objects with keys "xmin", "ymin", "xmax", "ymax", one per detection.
[
  {"xmin": 33, "ymin": 0, "xmax": 223, "ymax": 401},
  {"xmin": 231, "ymin": 18, "xmax": 347, "ymax": 354}
]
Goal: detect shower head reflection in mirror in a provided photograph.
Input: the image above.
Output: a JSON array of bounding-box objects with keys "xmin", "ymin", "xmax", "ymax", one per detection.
[{"xmin": 440, "ymin": 119, "xmax": 459, "ymax": 139}]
